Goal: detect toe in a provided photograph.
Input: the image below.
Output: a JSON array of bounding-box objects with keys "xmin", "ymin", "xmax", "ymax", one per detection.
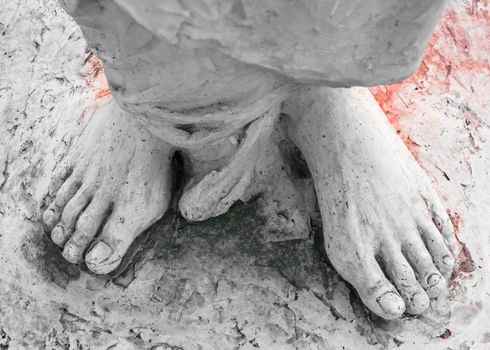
[
  {"xmin": 362, "ymin": 275, "xmax": 406, "ymax": 320},
  {"xmin": 43, "ymin": 177, "xmax": 81, "ymax": 231},
  {"xmin": 84, "ymin": 205, "xmax": 160, "ymax": 274},
  {"xmin": 335, "ymin": 255, "xmax": 405, "ymax": 320},
  {"xmin": 62, "ymin": 197, "xmax": 111, "ymax": 264},
  {"xmin": 403, "ymin": 238, "xmax": 447, "ymax": 298},
  {"xmin": 51, "ymin": 225, "xmax": 67, "ymax": 246},
  {"xmin": 53, "ymin": 187, "xmax": 92, "ymax": 261},
  {"xmin": 85, "ymin": 241, "xmax": 114, "ymax": 273},
  {"xmin": 48, "ymin": 162, "xmax": 73, "ymax": 197},
  {"xmin": 43, "ymin": 209, "xmax": 60, "ymax": 232},
  {"xmin": 382, "ymin": 250, "xmax": 429, "ymax": 315},
  {"xmin": 418, "ymin": 222, "xmax": 455, "ymax": 278},
  {"xmin": 419, "ymin": 187, "xmax": 460, "ymax": 257},
  {"xmin": 375, "ymin": 291, "xmax": 406, "ymax": 319}
]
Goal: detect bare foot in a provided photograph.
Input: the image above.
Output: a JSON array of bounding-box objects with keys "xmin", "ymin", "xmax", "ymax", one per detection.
[
  {"xmin": 43, "ymin": 98, "xmax": 173, "ymax": 274},
  {"xmin": 284, "ymin": 87, "xmax": 459, "ymax": 320}
]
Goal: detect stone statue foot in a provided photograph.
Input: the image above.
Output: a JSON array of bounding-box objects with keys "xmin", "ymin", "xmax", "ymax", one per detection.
[
  {"xmin": 42, "ymin": 97, "xmax": 173, "ymax": 274},
  {"xmin": 284, "ymin": 87, "xmax": 460, "ymax": 320}
]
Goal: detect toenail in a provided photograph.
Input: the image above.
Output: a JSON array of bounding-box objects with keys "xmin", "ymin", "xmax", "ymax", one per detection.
[
  {"xmin": 427, "ymin": 273, "xmax": 443, "ymax": 287},
  {"xmin": 378, "ymin": 292, "xmax": 405, "ymax": 315},
  {"xmin": 86, "ymin": 241, "xmax": 113, "ymax": 264},
  {"xmin": 63, "ymin": 243, "xmax": 81, "ymax": 263},
  {"xmin": 51, "ymin": 226, "xmax": 65, "ymax": 245},
  {"xmin": 442, "ymin": 255, "xmax": 455, "ymax": 266}
]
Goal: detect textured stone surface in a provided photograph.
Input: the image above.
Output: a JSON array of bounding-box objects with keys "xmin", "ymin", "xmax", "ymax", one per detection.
[
  {"xmin": 113, "ymin": 0, "xmax": 447, "ymax": 86},
  {"xmin": 0, "ymin": 0, "xmax": 489, "ymax": 349}
]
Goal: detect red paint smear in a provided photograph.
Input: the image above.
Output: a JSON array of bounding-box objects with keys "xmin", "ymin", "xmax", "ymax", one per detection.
[
  {"xmin": 76, "ymin": 107, "xmax": 87, "ymax": 124},
  {"xmin": 447, "ymin": 209, "xmax": 463, "ymax": 238},
  {"xmin": 446, "ymin": 209, "xmax": 476, "ymax": 274},
  {"xmin": 455, "ymin": 244, "xmax": 476, "ymax": 274},
  {"xmin": 371, "ymin": 1, "xmax": 490, "ymax": 157},
  {"xmin": 96, "ymin": 88, "xmax": 111, "ymax": 100},
  {"xmin": 371, "ymin": 86, "xmax": 422, "ymax": 159},
  {"xmin": 77, "ymin": 50, "xmax": 111, "ymax": 123}
]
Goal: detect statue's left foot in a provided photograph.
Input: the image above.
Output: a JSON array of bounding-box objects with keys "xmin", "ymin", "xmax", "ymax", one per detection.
[
  {"xmin": 43, "ymin": 98, "xmax": 173, "ymax": 274},
  {"xmin": 284, "ymin": 87, "xmax": 460, "ymax": 320}
]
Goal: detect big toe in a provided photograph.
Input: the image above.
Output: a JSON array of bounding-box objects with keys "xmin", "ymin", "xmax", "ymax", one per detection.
[
  {"xmin": 85, "ymin": 241, "xmax": 116, "ymax": 273},
  {"xmin": 333, "ymin": 255, "xmax": 405, "ymax": 319},
  {"xmin": 374, "ymin": 291, "xmax": 406, "ymax": 319},
  {"xmin": 84, "ymin": 204, "xmax": 164, "ymax": 274}
]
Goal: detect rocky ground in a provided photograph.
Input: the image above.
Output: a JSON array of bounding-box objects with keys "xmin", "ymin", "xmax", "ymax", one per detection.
[{"xmin": 0, "ymin": 0, "xmax": 489, "ymax": 349}]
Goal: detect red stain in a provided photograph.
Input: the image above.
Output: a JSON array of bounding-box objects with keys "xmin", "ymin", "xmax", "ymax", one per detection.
[
  {"xmin": 76, "ymin": 107, "xmax": 87, "ymax": 124},
  {"xmin": 447, "ymin": 209, "xmax": 462, "ymax": 237},
  {"xmin": 371, "ymin": 1, "xmax": 490, "ymax": 151},
  {"xmin": 447, "ymin": 205, "xmax": 476, "ymax": 278},
  {"xmin": 455, "ymin": 243, "xmax": 476, "ymax": 274},
  {"xmin": 95, "ymin": 88, "xmax": 111, "ymax": 100},
  {"xmin": 446, "ymin": 209, "xmax": 475, "ymax": 274},
  {"xmin": 371, "ymin": 86, "xmax": 420, "ymax": 158},
  {"xmin": 77, "ymin": 50, "xmax": 111, "ymax": 123}
]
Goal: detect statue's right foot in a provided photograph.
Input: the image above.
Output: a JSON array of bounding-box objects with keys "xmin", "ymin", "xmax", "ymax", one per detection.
[{"xmin": 43, "ymin": 97, "xmax": 174, "ymax": 274}]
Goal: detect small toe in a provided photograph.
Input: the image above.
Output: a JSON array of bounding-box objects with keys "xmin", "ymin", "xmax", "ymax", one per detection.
[
  {"xmin": 51, "ymin": 225, "xmax": 67, "ymax": 247},
  {"xmin": 43, "ymin": 177, "xmax": 81, "ymax": 231},
  {"xmin": 403, "ymin": 239, "xmax": 448, "ymax": 298},
  {"xmin": 382, "ymin": 250, "xmax": 429, "ymax": 315},
  {"xmin": 48, "ymin": 162, "xmax": 73, "ymax": 196},
  {"xmin": 418, "ymin": 222, "xmax": 455, "ymax": 278},
  {"xmin": 62, "ymin": 242, "xmax": 83, "ymax": 264},
  {"xmin": 55, "ymin": 187, "xmax": 92, "ymax": 261},
  {"xmin": 410, "ymin": 292, "xmax": 431, "ymax": 314},
  {"xmin": 419, "ymin": 188, "xmax": 460, "ymax": 257},
  {"xmin": 57, "ymin": 186, "xmax": 92, "ymax": 234},
  {"xmin": 43, "ymin": 209, "xmax": 59, "ymax": 230}
]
